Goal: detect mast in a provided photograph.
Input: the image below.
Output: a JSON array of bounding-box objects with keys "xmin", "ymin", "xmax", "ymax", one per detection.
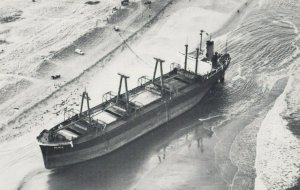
[
  {"xmin": 199, "ymin": 30, "xmax": 204, "ymax": 53},
  {"xmin": 200, "ymin": 30, "xmax": 209, "ymax": 54},
  {"xmin": 195, "ymin": 48, "xmax": 199, "ymax": 75},
  {"xmin": 116, "ymin": 73, "xmax": 130, "ymax": 111},
  {"xmin": 79, "ymin": 90, "xmax": 92, "ymax": 124},
  {"xmin": 184, "ymin": 44, "xmax": 188, "ymax": 70},
  {"xmin": 153, "ymin": 57, "xmax": 165, "ymax": 95}
]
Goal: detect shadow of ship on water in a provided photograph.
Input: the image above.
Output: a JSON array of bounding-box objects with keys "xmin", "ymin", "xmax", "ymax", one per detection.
[{"xmin": 46, "ymin": 84, "xmax": 230, "ymax": 190}]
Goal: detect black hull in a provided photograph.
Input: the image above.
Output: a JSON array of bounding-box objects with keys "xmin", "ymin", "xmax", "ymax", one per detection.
[{"xmin": 39, "ymin": 69, "xmax": 226, "ymax": 169}]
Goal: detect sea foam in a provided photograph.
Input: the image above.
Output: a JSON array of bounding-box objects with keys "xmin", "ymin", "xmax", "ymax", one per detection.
[{"xmin": 255, "ymin": 76, "xmax": 300, "ymax": 190}]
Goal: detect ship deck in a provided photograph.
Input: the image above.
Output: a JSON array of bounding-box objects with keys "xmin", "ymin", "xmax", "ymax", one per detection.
[{"xmin": 38, "ymin": 69, "xmax": 205, "ymax": 145}]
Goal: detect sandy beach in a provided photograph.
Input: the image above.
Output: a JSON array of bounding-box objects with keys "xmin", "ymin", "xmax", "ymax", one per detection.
[{"xmin": 0, "ymin": 0, "xmax": 299, "ymax": 189}]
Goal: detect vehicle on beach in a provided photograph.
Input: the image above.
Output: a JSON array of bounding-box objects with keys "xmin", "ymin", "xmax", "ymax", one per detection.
[
  {"xmin": 112, "ymin": 7, "xmax": 119, "ymax": 12},
  {"xmin": 75, "ymin": 48, "xmax": 85, "ymax": 55},
  {"xmin": 51, "ymin": 75, "xmax": 61, "ymax": 80},
  {"xmin": 121, "ymin": 0, "xmax": 129, "ymax": 6},
  {"xmin": 114, "ymin": 25, "xmax": 120, "ymax": 32}
]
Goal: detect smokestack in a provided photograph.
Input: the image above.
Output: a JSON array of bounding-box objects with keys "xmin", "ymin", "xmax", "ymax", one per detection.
[
  {"xmin": 184, "ymin": 44, "xmax": 188, "ymax": 70},
  {"xmin": 195, "ymin": 48, "xmax": 199, "ymax": 75},
  {"xmin": 206, "ymin": 41, "xmax": 214, "ymax": 61}
]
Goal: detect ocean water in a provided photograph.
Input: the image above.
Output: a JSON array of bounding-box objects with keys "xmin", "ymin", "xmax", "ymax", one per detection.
[{"xmin": 224, "ymin": 0, "xmax": 300, "ymax": 189}]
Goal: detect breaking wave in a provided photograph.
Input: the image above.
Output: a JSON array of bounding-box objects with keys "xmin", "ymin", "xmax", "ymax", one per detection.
[{"xmin": 255, "ymin": 74, "xmax": 300, "ymax": 190}]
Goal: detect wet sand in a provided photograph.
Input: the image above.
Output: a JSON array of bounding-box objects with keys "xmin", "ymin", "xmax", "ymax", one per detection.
[{"xmin": 1, "ymin": 0, "xmax": 286, "ymax": 190}]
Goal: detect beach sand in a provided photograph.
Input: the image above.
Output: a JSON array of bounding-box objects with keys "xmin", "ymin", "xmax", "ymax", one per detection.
[{"xmin": 0, "ymin": 0, "xmax": 270, "ymax": 190}]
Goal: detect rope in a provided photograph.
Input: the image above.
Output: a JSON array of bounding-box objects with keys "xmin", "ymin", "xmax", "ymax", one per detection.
[{"xmin": 118, "ymin": 32, "xmax": 151, "ymax": 65}]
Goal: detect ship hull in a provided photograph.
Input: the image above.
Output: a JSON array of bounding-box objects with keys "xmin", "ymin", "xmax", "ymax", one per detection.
[{"xmin": 40, "ymin": 70, "xmax": 225, "ymax": 169}]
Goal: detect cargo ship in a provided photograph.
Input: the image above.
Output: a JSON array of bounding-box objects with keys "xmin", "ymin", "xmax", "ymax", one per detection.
[{"xmin": 37, "ymin": 37, "xmax": 231, "ymax": 169}]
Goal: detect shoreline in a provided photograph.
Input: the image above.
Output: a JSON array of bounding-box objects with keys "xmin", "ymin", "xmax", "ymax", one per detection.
[
  {"xmin": 210, "ymin": 77, "xmax": 289, "ymax": 190},
  {"xmin": 255, "ymin": 76, "xmax": 300, "ymax": 190},
  {"xmin": 0, "ymin": 0, "xmax": 176, "ymax": 142},
  {"xmin": 0, "ymin": 0, "xmax": 244, "ymax": 143},
  {"xmin": 0, "ymin": 0, "xmax": 246, "ymax": 189},
  {"xmin": 229, "ymin": 77, "xmax": 289, "ymax": 190}
]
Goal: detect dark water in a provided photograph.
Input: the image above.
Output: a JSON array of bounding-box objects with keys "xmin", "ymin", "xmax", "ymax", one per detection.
[
  {"xmin": 45, "ymin": 99, "xmax": 222, "ymax": 190},
  {"xmin": 9, "ymin": 0, "xmax": 300, "ymax": 189}
]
